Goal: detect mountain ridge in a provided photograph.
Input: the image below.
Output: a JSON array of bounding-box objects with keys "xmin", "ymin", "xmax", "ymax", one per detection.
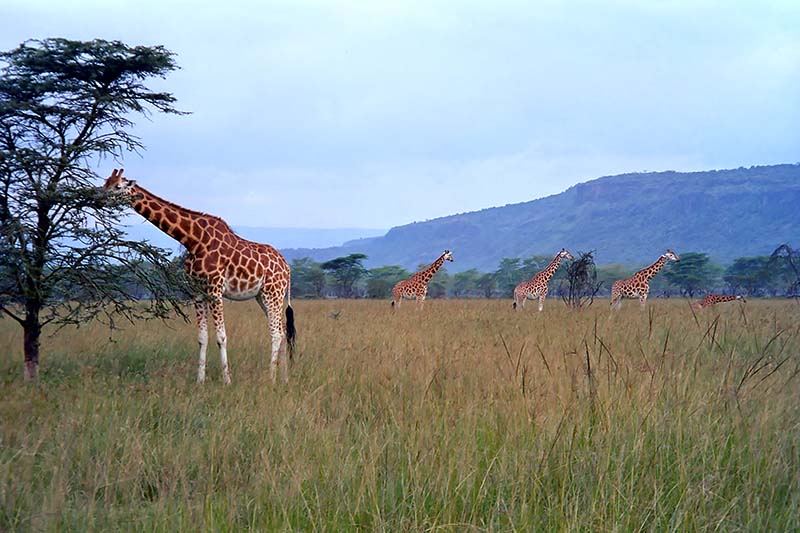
[{"xmin": 280, "ymin": 164, "xmax": 800, "ymax": 272}]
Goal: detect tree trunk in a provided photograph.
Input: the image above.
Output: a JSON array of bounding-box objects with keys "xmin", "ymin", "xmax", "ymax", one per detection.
[{"xmin": 23, "ymin": 311, "xmax": 41, "ymax": 381}]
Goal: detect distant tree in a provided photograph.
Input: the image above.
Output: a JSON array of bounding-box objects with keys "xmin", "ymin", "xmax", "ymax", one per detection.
[
  {"xmin": 771, "ymin": 244, "xmax": 800, "ymax": 297},
  {"xmin": 597, "ymin": 264, "xmax": 636, "ymax": 296},
  {"xmin": 724, "ymin": 257, "xmax": 773, "ymax": 296},
  {"xmin": 366, "ymin": 265, "xmax": 409, "ymax": 299},
  {"xmin": 494, "ymin": 257, "xmax": 524, "ymax": 296},
  {"xmin": 477, "ymin": 272, "xmax": 497, "ymax": 298},
  {"xmin": 0, "ymin": 38, "xmax": 187, "ymax": 380},
  {"xmin": 559, "ymin": 251, "xmax": 602, "ymax": 308},
  {"xmin": 291, "ymin": 257, "xmax": 326, "ymax": 298},
  {"xmin": 321, "ymin": 254, "xmax": 368, "ymax": 297},
  {"xmin": 452, "ymin": 268, "xmax": 481, "ymax": 297},
  {"xmin": 663, "ymin": 252, "xmax": 723, "ymax": 297}
]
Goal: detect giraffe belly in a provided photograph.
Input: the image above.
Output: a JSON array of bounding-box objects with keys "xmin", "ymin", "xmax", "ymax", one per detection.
[{"xmin": 223, "ymin": 279, "xmax": 262, "ymax": 301}]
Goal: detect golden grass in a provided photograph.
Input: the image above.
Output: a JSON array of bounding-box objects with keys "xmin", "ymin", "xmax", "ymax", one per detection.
[{"xmin": 1, "ymin": 299, "xmax": 799, "ymax": 530}]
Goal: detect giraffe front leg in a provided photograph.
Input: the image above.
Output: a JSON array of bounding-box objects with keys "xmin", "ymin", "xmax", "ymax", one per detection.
[
  {"xmin": 195, "ymin": 299, "xmax": 209, "ymax": 384},
  {"xmin": 209, "ymin": 294, "xmax": 231, "ymax": 385},
  {"xmin": 639, "ymin": 294, "xmax": 648, "ymax": 310},
  {"xmin": 538, "ymin": 289, "xmax": 548, "ymax": 312},
  {"xmin": 417, "ymin": 291, "xmax": 426, "ymax": 310}
]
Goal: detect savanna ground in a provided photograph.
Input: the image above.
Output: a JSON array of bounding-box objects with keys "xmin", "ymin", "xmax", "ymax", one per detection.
[{"xmin": 1, "ymin": 298, "xmax": 799, "ymax": 531}]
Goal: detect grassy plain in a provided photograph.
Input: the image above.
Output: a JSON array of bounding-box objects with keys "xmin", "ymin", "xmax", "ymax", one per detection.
[{"xmin": 1, "ymin": 298, "xmax": 799, "ymax": 531}]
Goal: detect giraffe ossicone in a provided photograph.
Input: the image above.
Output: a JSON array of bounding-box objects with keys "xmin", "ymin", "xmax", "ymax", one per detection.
[
  {"xmin": 611, "ymin": 249, "xmax": 680, "ymax": 310},
  {"xmin": 513, "ymin": 248, "xmax": 574, "ymax": 312},
  {"xmin": 392, "ymin": 250, "xmax": 453, "ymax": 309},
  {"xmin": 103, "ymin": 169, "xmax": 296, "ymax": 384}
]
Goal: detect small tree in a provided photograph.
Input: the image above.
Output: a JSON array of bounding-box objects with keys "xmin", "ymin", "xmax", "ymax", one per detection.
[
  {"xmin": 452, "ymin": 268, "xmax": 481, "ymax": 297},
  {"xmin": 771, "ymin": 244, "xmax": 799, "ymax": 297},
  {"xmin": 559, "ymin": 251, "xmax": 602, "ymax": 308},
  {"xmin": 366, "ymin": 265, "xmax": 409, "ymax": 299},
  {"xmin": 291, "ymin": 257, "xmax": 326, "ymax": 298},
  {"xmin": 494, "ymin": 257, "xmax": 524, "ymax": 296},
  {"xmin": 663, "ymin": 252, "xmax": 722, "ymax": 297},
  {"xmin": 0, "ymin": 39, "xmax": 187, "ymax": 380},
  {"xmin": 477, "ymin": 272, "xmax": 497, "ymax": 298},
  {"xmin": 724, "ymin": 257, "xmax": 773, "ymax": 296},
  {"xmin": 321, "ymin": 254, "xmax": 368, "ymax": 297}
]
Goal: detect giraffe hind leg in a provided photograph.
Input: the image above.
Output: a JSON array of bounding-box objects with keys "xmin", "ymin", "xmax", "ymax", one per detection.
[
  {"xmin": 195, "ymin": 298, "xmax": 209, "ymax": 383},
  {"xmin": 258, "ymin": 291, "xmax": 288, "ymax": 384}
]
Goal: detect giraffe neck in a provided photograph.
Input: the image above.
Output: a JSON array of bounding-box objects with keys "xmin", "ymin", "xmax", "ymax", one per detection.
[
  {"xmin": 535, "ymin": 253, "xmax": 565, "ymax": 284},
  {"xmin": 417, "ymin": 254, "xmax": 447, "ymax": 283},
  {"xmin": 129, "ymin": 185, "xmax": 214, "ymax": 251},
  {"xmin": 637, "ymin": 256, "xmax": 668, "ymax": 281}
]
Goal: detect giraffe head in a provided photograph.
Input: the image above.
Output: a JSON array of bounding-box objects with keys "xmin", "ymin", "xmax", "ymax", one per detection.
[
  {"xmin": 662, "ymin": 249, "xmax": 680, "ymax": 262},
  {"xmin": 103, "ymin": 169, "xmax": 137, "ymax": 200},
  {"xmin": 443, "ymin": 250, "xmax": 454, "ymax": 262},
  {"xmin": 559, "ymin": 248, "xmax": 575, "ymax": 261}
]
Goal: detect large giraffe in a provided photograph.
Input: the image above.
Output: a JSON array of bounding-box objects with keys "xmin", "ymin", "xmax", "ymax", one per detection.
[
  {"xmin": 611, "ymin": 250, "xmax": 680, "ymax": 310},
  {"xmin": 103, "ymin": 169, "xmax": 295, "ymax": 384},
  {"xmin": 513, "ymin": 248, "xmax": 574, "ymax": 312},
  {"xmin": 391, "ymin": 250, "xmax": 454, "ymax": 309},
  {"xmin": 692, "ymin": 294, "xmax": 745, "ymax": 311}
]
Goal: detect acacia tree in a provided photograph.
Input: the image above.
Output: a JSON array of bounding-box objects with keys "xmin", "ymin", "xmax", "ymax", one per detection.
[
  {"xmin": 0, "ymin": 39, "xmax": 188, "ymax": 380},
  {"xmin": 321, "ymin": 254, "xmax": 368, "ymax": 297},
  {"xmin": 559, "ymin": 251, "xmax": 602, "ymax": 308},
  {"xmin": 771, "ymin": 244, "xmax": 799, "ymax": 297}
]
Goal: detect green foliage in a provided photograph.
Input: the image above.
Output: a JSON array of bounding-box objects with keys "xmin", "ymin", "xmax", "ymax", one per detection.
[
  {"xmin": 366, "ymin": 265, "xmax": 409, "ymax": 299},
  {"xmin": 663, "ymin": 252, "xmax": 723, "ymax": 297},
  {"xmin": 291, "ymin": 258, "xmax": 326, "ymax": 298},
  {"xmin": 321, "ymin": 254, "xmax": 368, "ymax": 297},
  {"xmin": 452, "ymin": 269, "xmax": 482, "ymax": 297},
  {"xmin": 724, "ymin": 257, "xmax": 776, "ymax": 295},
  {"xmin": 0, "ymin": 38, "xmax": 186, "ymax": 377},
  {"xmin": 494, "ymin": 258, "xmax": 524, "ymax": 296}
]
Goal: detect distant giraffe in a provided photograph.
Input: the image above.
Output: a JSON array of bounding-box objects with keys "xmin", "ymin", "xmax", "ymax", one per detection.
[
  {"xmin": 611, "ymin": 250, "xmax": 680, "ymax": 310},
  {"xmin": 104, "ymin": 169, "xmax": 295, "ymax": 384},
  {"xmin": 692, "ymin": 294, "xmax": 745, "ymax": 311},
  {"xmin": 513, "ymin": 248, "xmax": 574, "ymax": 312},
  {"xmin": 392, "ymin": 250, "xmax": 454, "ymax": 309}
]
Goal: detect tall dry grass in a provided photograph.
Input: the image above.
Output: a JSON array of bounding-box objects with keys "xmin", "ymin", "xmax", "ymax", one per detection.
[{"xmin": 1, "ymin": 299, "xmax": 799, "ymax": 530}]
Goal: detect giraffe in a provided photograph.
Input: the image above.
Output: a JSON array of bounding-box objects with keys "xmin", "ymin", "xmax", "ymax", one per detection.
[
  {"xmin": 103, "ymin": 169, "xmax": 295, "ymax": 384},
  {"xmin": 391, "ymin": 250, "xmax": 454, "ymax": 309},
  {"xmin": 513, "ymin": 248, "xmax": 574, "ymax": 312},
  {"xmin": 692, "ymin": 294, "xmax": 745, "ymax": 311},
  {"xmin": 611, "ymin": 250, "xmax": 680, "ymax": 310}
]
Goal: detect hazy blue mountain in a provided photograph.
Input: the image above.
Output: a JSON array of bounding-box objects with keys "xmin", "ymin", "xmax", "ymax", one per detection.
[
  {"xmin": 280, "ymin": 164, "xmax": 800, "ymax": 272},
  {"xmin": 122, "ymin": 224, "xmax": 386, "ymax": 254}
]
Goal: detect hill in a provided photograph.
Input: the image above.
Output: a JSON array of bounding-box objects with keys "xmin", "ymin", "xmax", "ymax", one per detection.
[{"xmin": 280, "ymin": 164, "xmax": 800, "ymax": 272}]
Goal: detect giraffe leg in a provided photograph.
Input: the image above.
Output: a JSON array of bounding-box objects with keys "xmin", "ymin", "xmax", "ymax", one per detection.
[
  {"xmin": 538, "ymin": 295, "xmax": 545, "ymax": 312},
  {"xmin": 417, "ymin": 291, "xmax": 426, "ymax": 310},
  {"xmin": 257, "ymin": 291, "xmax": 288, "ymax": 384},
  {"xmin": 195, "ymin": 298, "xmax": 209, "ymax": 384},
  {"xmin": 639, "ymin": 294, "xmax": 648, "ymax": 310},
  {"xmin": 209, "ymin": 294, "xmax": 231, "ymax": 385}
]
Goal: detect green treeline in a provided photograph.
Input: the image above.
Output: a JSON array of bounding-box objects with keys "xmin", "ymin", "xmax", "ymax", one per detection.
[{"xmin": 292, "ymin": 249, "xmax": 800, "ymax": 299}]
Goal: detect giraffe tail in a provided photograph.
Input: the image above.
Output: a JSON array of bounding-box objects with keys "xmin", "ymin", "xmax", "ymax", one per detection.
[
  {"xmin": 285, "ymin": 305, "xmax": 296, "ymax": 360},
  {"xmin": 512, "ymin": 301, "xmax": 517, "ymax": 309}
]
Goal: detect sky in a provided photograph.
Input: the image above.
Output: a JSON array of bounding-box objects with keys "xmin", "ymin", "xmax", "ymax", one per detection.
[{"xmin": 2, "ymin": 0, "xmax": 799, "ymax": 231}]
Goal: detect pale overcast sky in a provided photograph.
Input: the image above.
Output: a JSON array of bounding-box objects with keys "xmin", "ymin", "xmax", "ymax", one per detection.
[{"xmin": 2, "ymin": 0, "xmax": 799, "ymax": 229}]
